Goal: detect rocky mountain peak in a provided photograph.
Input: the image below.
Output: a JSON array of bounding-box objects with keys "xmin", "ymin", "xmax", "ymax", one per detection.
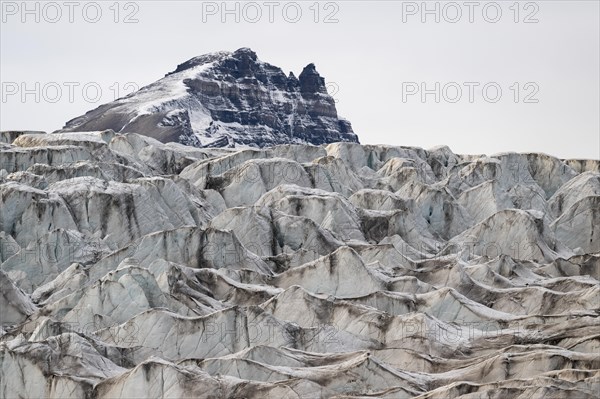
[
  {"xmin": 298, "ymin": 62, "xmax": 327, "ymax": 94},
  {"xmin": 232, "ymin": 46, "xmax": 258, "ymax": 60},
  {"xmin": 60, "ymin": 48, "xmax": 358, "ymax": 148},
  {"xmin": 168, "ymin": 50, "xmax": 231, "ymax": 75}
]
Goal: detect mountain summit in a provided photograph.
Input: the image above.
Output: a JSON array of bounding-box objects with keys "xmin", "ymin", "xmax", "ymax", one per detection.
[{"xmin": 60, "ymin": 48, "xmax": 359, "ymax": 148}]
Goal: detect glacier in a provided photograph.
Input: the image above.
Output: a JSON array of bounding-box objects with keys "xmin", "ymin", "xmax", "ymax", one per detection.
[{"xmin": 1, "ymin": 130, "xmax": 599, "ymax": 398}]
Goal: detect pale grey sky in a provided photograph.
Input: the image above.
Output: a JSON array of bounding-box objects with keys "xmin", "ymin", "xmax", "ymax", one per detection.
[{"xmin": 1, "ymin": 0, "xmax": 599, "ymax": 159}]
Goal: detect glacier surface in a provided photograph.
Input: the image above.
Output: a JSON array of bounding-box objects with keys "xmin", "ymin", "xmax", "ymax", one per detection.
[{"xmin": 1, "ymin": 131, "xmax": 599, "ymax": 398}]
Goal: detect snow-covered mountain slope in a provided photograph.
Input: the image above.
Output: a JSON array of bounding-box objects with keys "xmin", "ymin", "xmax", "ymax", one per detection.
[
  {"xmin": 1, "ymin": 131, "xmax": 599, "ymax": 398},
  {"xmin": 59, "ymin": 48, "xmax": 358, "ymax": 148}
]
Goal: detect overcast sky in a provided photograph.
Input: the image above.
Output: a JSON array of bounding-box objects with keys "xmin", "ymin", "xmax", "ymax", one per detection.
[{"xmin": 1, "ymin": 0, "xmax": 598, "ymax": 159}]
